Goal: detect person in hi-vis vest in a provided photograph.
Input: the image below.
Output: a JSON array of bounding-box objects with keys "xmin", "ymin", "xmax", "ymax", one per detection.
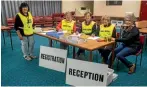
[
  {"xmin": 97, "ymin": 16, "xmax": 116, "ymax": 64},
  {"xmin": 76, "ymin": 12, "xmax": 97, "ymax": 60},
  {"xmin": 56, "ymin": 12, "xmax": 76, "ymax": 49},
  {"xmin": 14, "ymin": 2, "xmax": 36, "ymax": 61}
]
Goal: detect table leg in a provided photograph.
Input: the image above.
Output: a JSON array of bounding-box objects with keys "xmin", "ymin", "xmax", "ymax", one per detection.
[
  {"xmin": 144, "ymin": 35, "xmax": 147, "ymax": 50},
  {"xmin": 9, "ymin": 30, "xmax": 13, "ymax": 50},
  {"xmin": 2, "ymin": 30, "xmax": 5, "ymax": 45},
  {"xmin": 110, "ymin": 43, "xmax": 116, "ymax": 68},
  {"xmin": 73, "ymin": 46, "xmax": 75, "ymax": 58},
  {"xmin": 49, "ymin": 39, "xmax": 52, "ymax": 47},
  {"xmin": 89, "ymin": 51, "xmax": 93, "ymax": 62}
]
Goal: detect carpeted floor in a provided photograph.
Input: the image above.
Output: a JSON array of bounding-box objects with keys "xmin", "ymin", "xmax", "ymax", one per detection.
[{"xmin": 1, "ymin": 31, "xmax": 147, "ymax": 86}]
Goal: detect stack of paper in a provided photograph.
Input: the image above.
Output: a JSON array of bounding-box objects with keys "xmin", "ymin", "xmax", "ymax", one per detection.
[{"xmin": 87, "ymin": 36, "xmax": 100, "ymax": 40}]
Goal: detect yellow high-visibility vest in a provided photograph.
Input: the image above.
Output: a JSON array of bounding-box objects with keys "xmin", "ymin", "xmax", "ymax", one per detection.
[
  {"xmin": 82, "ymin": 21, "xmax": 95, "ymax": 34},
  {"xmin": 61, "ymin": 19, "xmax": 75, "ymax": 34},
  {"xmin": 18, "ymin": 12, "xmax": 33, "ymax": 35},
  {"xmin": 99, "ymin": 24, "xmax": 115, "ymax": 38}
]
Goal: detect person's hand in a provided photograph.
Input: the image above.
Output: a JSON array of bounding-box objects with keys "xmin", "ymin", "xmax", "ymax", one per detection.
[
  {"xmin": 19, "ymin": 35, "xmax": 23, "ymax": 40},
  {"xmin": 111, "ymin": 38, "xmax": 115, "ymax": 41},
  {"xmin": 91, "ymin": 34, "xmax": 95, "ymax": 37},
  {"xmin": 96, "ymin": 38, "xmax": 105, "ymax": 42}
]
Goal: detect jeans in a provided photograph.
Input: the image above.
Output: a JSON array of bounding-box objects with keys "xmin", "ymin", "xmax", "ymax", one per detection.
[
  {"xmin": 109, "ymin": 43, "xmax": 137, "ymax": 68},
  {"xmin": 21, "ymin": 35, "xmax": 35, "ymax": 57}
]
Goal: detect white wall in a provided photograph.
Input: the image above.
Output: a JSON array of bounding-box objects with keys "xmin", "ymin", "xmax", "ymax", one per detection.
[
  {"xmin": 94, "ymin": 0, "xmax": 141, "ymax": 17},
  {"xmin": 62, "ymin": 1, "xmax": 94, "ymax": 13}
]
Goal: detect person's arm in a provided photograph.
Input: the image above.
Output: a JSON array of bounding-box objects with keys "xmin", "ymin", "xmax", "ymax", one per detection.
[
  {"xmin": 73, "ymin": 23, "xmax": 76, "ymax": 33},
  {"xmin": 96, "ymin": 25, "xmax": 100, "ymax": 36},
  {"xmin": 77, "ymin": 23, "xmax": 82, "ymax": 33},
  {"xmin": 112, "ymin": 27, "xmax": 116, "ymax": 38},
  {"xmin": 32, "ymin": 20, "xmax": 35, "ymax": 29},
  {"xmin": 32, "ymin": 14, "xmax": 35, "ymax": 29},
  {"xmin": 56, "ymin": 22, "xmax": 62, "ymax": 31},
  {"xmin": 115, "ymin": 29, "xmax": 138, "ymax": 42},
  {"xmin": 91, "ymin": 23, "xmax": 97, "ymax": 36},
  {"xmin": 14, "ymin": 15, "xmax": 23, "ymax": 40},
  {"xmin": 16, "ymin": 30, "xmax": 23, "ymax": 40}
]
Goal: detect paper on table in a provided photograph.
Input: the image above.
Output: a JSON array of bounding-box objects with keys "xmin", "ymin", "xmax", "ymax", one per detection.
[
  {"xmin": 63, "ymin": 31, "xmax": 67, "ymax": 33},
  {"xmin": 87, "ymin": 36, "xmax": 100, "ymax": 40},
  {"xmin": 40, "ymin": 32, "xmax": 46, "ymax": 35},
  {"xmin": 70, "ymin": 33, "xmax": 81, "ymax": 37},
  {"xmin": 57, "ymin": 30, "xmax": 67, "ymax": 34},
  {"xmin": 34, "ymin": 27, "xmax": 42, "ymax": 32},
  {"xmin": 42, "ymin": 30, "xmax": 55, "ymax": 33}
]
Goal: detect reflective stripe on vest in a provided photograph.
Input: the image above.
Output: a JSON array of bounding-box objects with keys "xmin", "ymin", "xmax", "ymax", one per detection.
[
  {"xmin": 82, "ymin": 21, "xmax": 95, "ymax": 34},
  {"xmin": 18, "ymin": 12, "xmax": 33, "ymax": 35},
  {"xmin": 61, "ymin": 19, "xmax": 75, "ymax": 34},
  {"xmin": 99, "ymin": 24, "xmax": 115, "ymax": 38}
]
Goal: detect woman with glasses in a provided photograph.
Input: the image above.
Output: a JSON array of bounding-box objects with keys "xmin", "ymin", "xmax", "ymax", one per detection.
[{"xmin": 110, "ymin": 14, "xmax": 140, "ymax": 74}]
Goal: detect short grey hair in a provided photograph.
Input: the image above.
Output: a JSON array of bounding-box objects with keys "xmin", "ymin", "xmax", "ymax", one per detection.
[{"xmin": 124, "ymin": 12, "xmax": 136, "ymax": 22}]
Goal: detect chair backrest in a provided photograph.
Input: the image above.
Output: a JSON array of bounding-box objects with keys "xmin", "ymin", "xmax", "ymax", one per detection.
[
  {"xmin": 39, "ymin": 16, "xmax": 44, "ymax": 21},
  {"xmin": 52, "ymin": 13, "xmax": 62, "ymax": 18},
  {"xmin": 54, "ymin": 17, "xmax": 62, "ymax": 22},
  {"xmin": 7, "ymin": 18, "xmax": 15, "ymax": 28},
  {"xmin": 7, "ymin": 18, "xmax": 15, "ymax": 24},
  {"xmin": 61, "ymin": 13, "xmax": 64, "ymax": 17},
  {"xmin": 139, "ymin": 35, "xmax": 145, "ymax": 45},
  {"xmin": 44, "ymin": 16, "xmax": 53, "ymax": 22},
  {"xmin": 33, "ymin": 16, "xmax": 44, "ymax": 23}
]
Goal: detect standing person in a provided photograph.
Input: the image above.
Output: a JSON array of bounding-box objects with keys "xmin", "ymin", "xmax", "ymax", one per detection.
[
  {"xmin": 56, "ymin": 11, "xmax": 76, "ymax": 49},
  {"xmin": 97, "ymin": 16, "xmax": 116, "ymax": 64},
  {"xmin": 76, "ymin": 12, "xmax": 97, "ymax": 60},
  {"xmin": 109, "ymin": 15, "xmax": 140, "ymax": 74},
  {"xmin": 14, "ymin": 2, "xmax": 36, "ymax": 61}
]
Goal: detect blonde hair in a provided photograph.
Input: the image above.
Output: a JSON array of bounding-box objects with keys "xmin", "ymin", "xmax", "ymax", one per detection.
[
  {"xmin": 65, "ymin": 11, "xmax": 72, "ymax": 16},
  {"xmin": 84, "ymin": 11, "xmax": 92, "ymax": 17},
  {"xmin": 101, "ymin": 15, "xmax": 111, "ymax": 23}
]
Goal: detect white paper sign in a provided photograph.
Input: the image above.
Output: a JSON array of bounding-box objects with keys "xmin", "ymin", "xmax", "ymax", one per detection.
[
  {"xmin": 66, "ymin": 58, "xmax": 108, "ymax": 86},
  {"xmin": 117, "ymin": 21, "xmax": 123, "ymax": 26},
  {"xmin": 39, "ymin": 46, "xmax": 67, "ymax": 72},
  {"xmin": 111, "ymin": 20, "xmax": 117, "ymax": 26}
]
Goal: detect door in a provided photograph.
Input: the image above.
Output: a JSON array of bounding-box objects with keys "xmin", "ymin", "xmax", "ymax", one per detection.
[{"xmin": 140, "ymin": 1, "xmax": 147, "ymax": 20}]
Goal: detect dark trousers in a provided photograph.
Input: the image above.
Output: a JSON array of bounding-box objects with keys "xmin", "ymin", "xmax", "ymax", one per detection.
[
  {"xmin": 110, "ymin": 43, "xmax": 137, "ymax": 68},
  {"xmin": 77, "ymin": 49, "xmax": 85, "ymax": 56},
  {"xmin": 98, "ymin": 48, "xmax": 111, "ymax": 64},
  {"xmin": 60, "ymin": 43, "xmax": 68, "ymax": 49}
]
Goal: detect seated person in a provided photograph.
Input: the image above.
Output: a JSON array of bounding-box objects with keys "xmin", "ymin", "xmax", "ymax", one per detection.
[
  {"xmin": 76, "ymin": 12, "xmax": 97, "ymax": 60},
  {"xmin": 97, "ymin": 16, "xmax": 116, "ymax": 64},
  {"xmin": 110, "ymin": 15, "xmax": 141, "ymax": 74},
  {"xmin": 56, "ymin": 12, "xmax": 76, "ymax": 49}
]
